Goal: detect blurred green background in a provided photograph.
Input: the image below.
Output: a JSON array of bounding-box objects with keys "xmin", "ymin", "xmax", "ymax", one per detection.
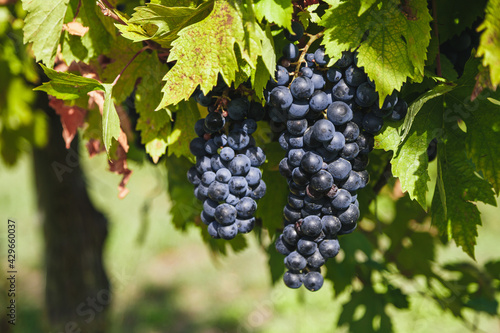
[{"xmin": 2, "ymin": 146, "xmax": 499, "ymax": 333}]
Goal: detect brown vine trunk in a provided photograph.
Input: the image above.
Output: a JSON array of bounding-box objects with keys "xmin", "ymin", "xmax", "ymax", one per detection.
[{"xmin": 32, "ymin": 95, "xmax": 110, "ymax": 332}]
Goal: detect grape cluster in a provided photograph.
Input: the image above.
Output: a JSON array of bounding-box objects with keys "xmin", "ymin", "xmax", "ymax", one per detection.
[
  {"xmin": 187, "ymin": 84, "xmax": 267, "ymax": 240},
  {"xmin": 269, "ymin": 24, "xmax": 408, "ymax": 291}
]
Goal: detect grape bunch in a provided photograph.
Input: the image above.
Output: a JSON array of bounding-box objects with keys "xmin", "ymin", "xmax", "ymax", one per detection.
[
  {"xmin": 187, "ymin": 83, "xmax": 267, "ymax": 240},
  {"xmin": 269, "ymin": 24, "xmax": 408, "ymax": 291}
]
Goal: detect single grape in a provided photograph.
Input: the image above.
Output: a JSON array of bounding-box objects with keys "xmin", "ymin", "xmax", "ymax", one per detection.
[
  {"xmin": 309, "ymin": 91, "xmax": 330, "ymax": 112},
  {"xmin": 335, "ymin": 51, "xmax": 354, "ymax": 68},
  {"xmin": 284, "ymin": 21, "xmax": 304, "ymax": 42},
  {"xmin": 276, "ymin": 235, "xmax": 294, "ymax": 255},
  {"xmin": 220, "ymin": 147, "xmax": 235, "ymax": 162},
  {"xmin": 312, "ymin": 119, "xmax": 335, "ymax": 142},
  {"xmin": 270, "ymin": 86, "xmax": 294, "ymax": 110},
  {"xmin": 228, "ymin": 154, "xmax": 251, "ymax": 176},
  {"xmin": 285, "ymin": 251, "xmax": 307, "ymax": 271},
  {"xmin": 287, "ymin": 119, "xmax": 309, "ymax": 136},
  {"xmin": 355, "ymin": 82, "xmax": 378, "ymax": 107},
  {"xmin": 340, "ymin": 142, "xmax": 360, "ymax": 160},
  {"xmin": 283, "ymin": 271, "xmax": 303, "ymax": 289},
  {"xmin": 300, "ymin": 67, "xmax": 313, "ymax": 78},
  {"xmin": 207, "ymin": 181, "xmax": 229, "ymax": 202},
  {"xmin": 314, "ymin": 48, "xmax": 329, "ymax": 66},
  {"xmin": 283, "ymin": 43, "xmax": 299, "ymax": 61},
  {"xmin": 297, "ymin": 238, "xmax": 318, "ymax": 256},
  {"xmin": 362, "ymin": 113, "xmax": 384, "ymax": 134},
  {"xmin": 301, "ymin": 215, "xmax": 323, "ymax": 238},
  {"xmin": 235, "ymin": 197, "xmax": 257, "ymax": 219},
  {"xmin": 331, "ymin": 79, "xmax": 355, "ymax": 102},
  {"xmin": 218, "ymin": 223, "xmax": 238, "ymax": 240},
  {"xmin": 190, "ymin": 137, "xmax": 207, "ymax": 156},
  {"xmin": 275, "ymin": 65, "xmax": 290, "ymax": 86},
  {"xmin": 204, "ymin": 112, "xmax": 225, "ymax": 132},
  {"xmin": 331, "ymin": 188, "xmax": 352, "ymax": 210},
  {"xmin": 309, "ymin": 170, "xmax": 334, "ymax": 193},
  {"xmin": 227, "ymin": 97, "xmax": 249, "ymax": 121},
  {"xmin": 323, "ymin": 132, "xmax": 345, "ymax": 153},
  {"xmin": 290, "ymin": 77, "xmax": 315, "ymax": 100},
  {"xmin": 303, "ymin": 271, "xmax": 324, "ymax": 291},
  {"xmin": 319, "ymin": 238, "xmax": 340, "ymax": 258},
  {"xmin": 327, "ymin": 158, "xmax": 352, "ymax": 181},
  {"xmin": 311, "ymin": 71, "xmax": 326, "ymax": 90},
  {"xmin": 327, "ymin": 67, "xmax": 343, "ymax": 83},
  {"xmin": 237, "ymin": 218, "xmax": 255, "ymax": 234},
  {"xmin": 344, "ymin": 65, "xmax": 367, "ymax": 87},
  {"xmin": 300, "ymin": 151, "xmax": 323, "ymax": 174},
  {"xmin": 327, "ymin": 101, "xmax": 353, "ymax": 125},
  {"xmin": 321, "ymin": 215, "xmax": 342, "ymax": 236}
]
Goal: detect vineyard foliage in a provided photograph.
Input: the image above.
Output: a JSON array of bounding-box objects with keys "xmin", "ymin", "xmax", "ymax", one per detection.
[{"xmin": 1, "ymin": 0, "xmax": 500, "ymax": 330}]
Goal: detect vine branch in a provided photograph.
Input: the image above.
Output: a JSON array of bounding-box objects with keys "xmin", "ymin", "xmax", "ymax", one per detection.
[
  {"xmin": 293, "ymin": 31, "xmax": 324, "ymax": 78},
  {"xmin": 97, "ymin": 0, "xmax": 126, "ymax": 25}
]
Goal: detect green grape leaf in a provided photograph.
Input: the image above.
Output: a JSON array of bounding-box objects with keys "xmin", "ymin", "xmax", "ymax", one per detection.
[
  {"xmin": 254, "ymin": 0, "xmax": 293, "ymax": 30},
  {"xmin": 477, "ymin": 0, "xmax": 500, "ymax": 88},
  {"xmin": 435, "ymin": 0, "xmax": 488, "ymax": 43},
  {"xmin": 432, "ymin": 129, "xmax": 495, "ymax": 259},
  {"xmin": 320, "ymin": 0, "xmax": 432, "ymax": 101},
  {"xmin": 22, "ymin": 0, "xmax": 70, "ymax": 67},
  {"xmin": 60, "ymin": 0, "xmax": 115, "ymax": 65},
  {"xmin": 166, "ymin": 156, "xmax": 202, "ymax": 231},
  {"xmin": 358, "ymin": 0, "xmax": 379, "ymax": 16},
  {"xmin": 401, "ymin": 84, "xmax": 455, "ymax": 142},
  {"xmin": 158, "ymin": 0, "xmax": 266, "ymax": 108},
  {"xmin": 34, "ymin": 64, "xmax": 104, "ymax": 100},
  {"xmin": 101, "ymin": 83, "xmax": 121, "ymax": 154},
  {"xmin": 465, "ymin": 97, "xmax": 500, "ymax": 194},
  {"xmin": 119, "ymin": 1, "xmax": 213, "ymax": 47},
  {"xmin": 100, "ymin": 38, "xmax": 154, "ymax": 105},
  {"xmin": 298, "ymin": 4, "xmax": 320, "ymax": 29},
  {"xmin": 135, "ymin": 56, "xmax": 173, "ymax": 162},
  {"xmin": 168, "ymin": 99, "xmax": 201, "ymax": 162},
  {"xmin": 376, "ymin": 92, "xmax": 444, "ymax": 209},
  {"xmin": 255, "ymin": 142, "xmax": 288, "ymax": 239}
]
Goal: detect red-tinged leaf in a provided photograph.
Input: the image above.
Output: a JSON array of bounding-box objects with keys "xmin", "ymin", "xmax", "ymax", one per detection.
[
  {"xmin": 62, "ymin": 21, "xmax": 89, "ymax": 37},
  {"xmin": 86, "ymin": 139, "xmax": 105, "ymax": 158},
  {"xmin": 108, "ymin": 144, "xmax": 132, "ymax": 199},
  {"xmin": 48, "ymin": 98, "xmax": 87, "ymax": 149}
]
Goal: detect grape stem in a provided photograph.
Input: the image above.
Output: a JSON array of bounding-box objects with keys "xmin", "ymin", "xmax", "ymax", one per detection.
[
  {"xmin": 111, "ymin": 46, "xmax": 149, "ymax": 87},
  {"xmin": 73, "ymin": 0, "xmax": 82, "ymax": 20},
  {"xmin": 97, "ymin": 0, "xmax": 126, "ymax": 25},
  {"xmin": 293, "ymin": 31, "xmax": 324, "ymax": 79}
]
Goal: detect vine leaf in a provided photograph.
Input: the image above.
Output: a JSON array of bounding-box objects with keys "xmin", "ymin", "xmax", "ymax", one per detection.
[
  {"xmin": 400, "ymin": 84, "xmax": 455, "ymax": 142},
  {"xmin": 60, "ymin": 0, "xmax": 115, "ymax": 65},
  {"xmin": 255, "ymin": 142, "xmax": 288, "ymax": 239},
  {"xmin": 465, "ymin": 97, "xmax": 500, "ymax": 194},
  {"xmin": 158, "ymin": 0, "xmax": 268, "ymax": 108},
  {"xmin": 477, "ymin": 0, "xmax": 500, "ymax": 89},
  {"xmin": 435, "ymin": 0, "xmax": 488, "ymax": 43},
  {"xmin": 135, "ymin": 54, "xmax": 173, "ymax": 163},
  {"xmin": 167, "ymin": 99, "xmax": 201, "ymax": 162},
  {"xmin": 35, "ymin": 64, "xmax": 104, "ymax": 100},
  {"xmin": 22, "ymin": 0, "xmax": 70, "ymax": 67},
  {"xmin": 432, "ymin": 129, "xmax": 496, "ymax": 259},
  {"xmin": 254, "ymin": 0, "xmax": 293, "ymax": 30},
  {"xmin": 118, "ymin": 1, "xmax": 214, "ymax": 47},
  {"xmin": 101, "ymin": 84, "xmax": 121, "ymax": 154},
  {"xmin": 320, "ymin": 0, "xmax": 432, "ymax": 101}
]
